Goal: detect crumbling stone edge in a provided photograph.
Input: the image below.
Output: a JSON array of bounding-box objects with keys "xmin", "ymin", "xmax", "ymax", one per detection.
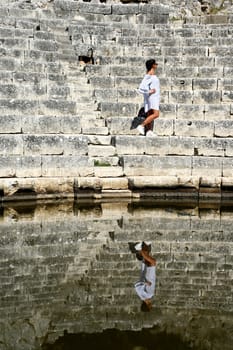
[{"xmin": 0, "ymin": 177, "xmax": 233, "ymax": 203}]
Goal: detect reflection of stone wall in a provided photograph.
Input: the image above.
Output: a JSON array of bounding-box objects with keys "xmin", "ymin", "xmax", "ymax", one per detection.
[
  {"xmin": 0, "ymin": 0, "xmax": 233, "ymax": 198},
  {"xmin": 0, "ymin": 200, "xmax": 232, "ymax": 349}
]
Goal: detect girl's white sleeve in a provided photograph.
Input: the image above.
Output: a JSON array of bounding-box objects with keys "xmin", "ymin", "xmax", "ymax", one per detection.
[{"xmin": 138, "ymin": 77, "xmax": 151, "ymax": 96}]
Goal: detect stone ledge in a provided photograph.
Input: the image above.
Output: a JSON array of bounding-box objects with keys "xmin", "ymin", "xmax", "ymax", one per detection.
[{"xmin": 1, "ymin": 176, "xmax": 233, "ymax": 202}]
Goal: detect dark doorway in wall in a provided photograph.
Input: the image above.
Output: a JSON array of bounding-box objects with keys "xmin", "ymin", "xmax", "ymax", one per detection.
[
  {"xmin": 78, "ymin": 48, "xmax": 94, "ymax": 64},
  {"xmin": 42, "ymin": 328, "xmax": 195, "ymax": 350}
]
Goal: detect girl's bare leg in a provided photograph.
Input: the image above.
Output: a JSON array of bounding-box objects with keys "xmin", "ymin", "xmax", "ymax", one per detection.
[{"xmin": 142, "ymin": 109, "xmax": 159, "ymax": 127}]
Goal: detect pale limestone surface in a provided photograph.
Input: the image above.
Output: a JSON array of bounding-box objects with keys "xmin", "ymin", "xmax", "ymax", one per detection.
[{"xmin": 0, "ymin": 0, "xmax": 233, "ymax": 198}]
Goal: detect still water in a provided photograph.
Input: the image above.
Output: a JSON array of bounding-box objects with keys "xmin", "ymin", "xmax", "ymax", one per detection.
[{"xmin": 0, "ymin": 197, "xmax": 233, "ymax": 350}]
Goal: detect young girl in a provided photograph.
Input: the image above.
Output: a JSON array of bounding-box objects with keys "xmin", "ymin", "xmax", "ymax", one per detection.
[{"xmin": 137, "ymin": 59, "xmax": 160, "ymax": 136}]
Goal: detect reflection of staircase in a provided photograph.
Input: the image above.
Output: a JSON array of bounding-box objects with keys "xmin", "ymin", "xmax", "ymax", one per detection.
[{"xmin": 1, "ymin": 201, "xmax": 233, "ymax": 348}]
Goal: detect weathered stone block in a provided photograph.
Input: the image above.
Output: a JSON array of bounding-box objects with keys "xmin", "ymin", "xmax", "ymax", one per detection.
[
  {"xmin": 115, "ymin": 136, "xmax": 169, "ymax": 156},
  {"xmin": 112, "ymin": 4, "xmax": 139, "ymax": 15},
  {"xmin": 83, "ymin": 127, "xmax": 109, "ymax": 136},
  {"xmin": 47, "ymin": 74, "xmax": 67, "ymax": 83},
  {"xmin": 31, "ymin": 39, "xmax": 58, "ymax": 52},
  {"xmin": 24, "ymin": 84, "xmax": 47, "ymax": 99},
  {"xmin": 193, "ymin": 91, "xmax": 221, "ymax": 104},
  {"xmin": 193, "ymin": 78, "xmax": 217, "ymax": 90},
  {"xmin": 101, "ymin": 102, "xmax": 136, "ymax": 117},
  {"xmin": 0, "ymin": 72, "xmax": 14, "ymax": 84},
  {"xmin": 41, "ymin": 156, "xmax": 93, "ymax": 177},
  {"xmin": 205, "ymin": 104, "xmax": 230, "ymax": 120},
  {"xmin": 169, "ymin": 137, "xmax": 195, "ymax": 156},
  {"xmin": 199, "ymin": 176, "xmax": 221, "ymax": 189},
  {"xmin": 137, "ymin": 13, "xmax": 168, "ymax": 24},
  {"xmin": 199, "ymin": 66, "xmax": 223, "ymax": 77},
  {"xmin": 155, "ymin": 119, "xmax": 173, "ymax": 136},
  {"xmin": 89, "ymin": 77, "xmax": 115, "ymax": 88},
  {"xmin": 175, "ymin": 120, "xmax": 214, "ymax": 137},
  {"xmin": 22, "ymin": 115, "xmax": 58, "ymax": 134},
  {"xmin": 41, "ymin": 100, "xmax": 76, "ymax": 115},
  {"xmin": 94, "ymin": 88, "xmax": 118, "ymax": 102},
  {"xmin": 170, "ymin": 78, "xmax": 192, "ymax": 91},
  {"xmin": 64, "ymin": 135, "xmax": 89, "ymax": 155},
  {"xmin": 218, "ymin": 78, "xmax": 233, "ymax": 91},
  {"xmin": 115, "ymin": 77, "xmax": 142, "ymax": 88},
  {"xmin": 0, "ymin": 156, "xmax": 17, "ymax": 177},
  {"xmin": 14, "ymin": 72, "xmax": 47, "ymax": 83},
  {"xmin": 0, "ymin": 38, "xmax": 28, "ymax": 49},
  {"xmin": 123, "ymin": 155, "xmax": 192, "ymax": 176},
  {"xmin": 194, "ymin": 138, "xmax": 226, "ymax": 157},
  {"xmin": 0, "ymin": 135, "xmax": 23, "ymax": 155},
  {"xmin": 0, "ymin": 84, "xmax": 18, "ymax": 98},
  {"xmin": 107, "ymin": 117, "xmax": 134, "ymax": 135},
  {"xmin": 202, "ymin": 15, "xmax": 228, "ymax": 25},
  {"xmin": 225, "ymin": 139, "xmax": 233, "ymax": 157},
  {"xmin": 23, "ymin": 135, "xmax": 64, "ymax": 155},
  {"xmin": 39, "ymin": 177, "xmax": 66, "ymax": 196},
  {"xmin": 76, "ymin": 177, "xmax": 102, "ymax": 190},
  {"xmin": 128, "ymin": 175, "xmax": 179, "ymax": 188},
  {"xmin": 88, "ymin": 135, "xmax": 111, "ymax": 146},
  {"xmin": 160, "ymin": 104, "xmax": 176, "ymax": 118},
  {"xmin": 177, "ymin": 104, "xmax": 204, "ymax": 120},
  {"xmin": 48, "ymin": 85, "xmax": 70, "ymax": 99},
  {"xmin": 183, "ymin": 46, "xmax": 207, "ymax": 56},
  {"xmin": 162, "ymin": 47, "xmax": 180, "ymax": 56},
  {"xmin": 94, "ymin": 166, "xmax": 123, "ymax": 178},
  {"xmin": 169, "ymin": 91, "xmax": 193, "ymax": 103},
  {"xmin": 192, "ymin": 157, "xmax": 222, "ymax": 177},
  {"xmin": 88, "ymin": 145, "xmax": 116, "ymax": 157},
  {"xmin": 20, "ymin": 60, "xmax": 44, "ymax": 74},
  {"xmin": 80, "ymin": 117, "xmax": 105, "ymax": 130},
  {"xmin": 0, "ymin": 99, "xmax": 38, "ymax": 115},
  {"xmin": 214, "ymin": 120, "xmax": 233, "ymax": 137},
  {"xmin": 1, "ymin": 177, "xmax": 74, "ymax": 196},
  {"xmin": 102, "ymin": 177, "xmax": 128, "ymax": 190},
  {"xmin": 76, "ymin": 3, "xmax": 111, "ymax": 15},
  {"xmin": 85, "ymin": 65, "xmax": 111, "ymax": 77},
  {"xmin": 222, "ymin": 91, "xmax": 233, "ymax": 102},
  {"xmin": 0, "ymin": 115, "xmax": 21, "ymax": 133},
  {"xmin": 216, "ymin": 56, "xmax": 233, "ymax": 67},
  {"xmin": 165, "ymin": 66, "xmax": 198, "ymax": 78},
  {"xmin": 117, "ymin": 89, "xmax": 140, "ymax": 103}
]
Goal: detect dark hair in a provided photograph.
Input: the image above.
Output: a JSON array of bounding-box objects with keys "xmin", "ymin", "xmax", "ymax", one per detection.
[
  {"xmin": 146, "ymin": 59, "xmax": 156, "ymax": 71},
  {"xmin": 141, "ymin": 301, "xmax": 152, "ymax": 312}
]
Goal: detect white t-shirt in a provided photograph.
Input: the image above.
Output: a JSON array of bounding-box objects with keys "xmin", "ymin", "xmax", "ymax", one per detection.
[
  {"xmin": 134, "ymin": 262, "xmax": 156, "ymax": 301},
  {"xmin": 138, "ymin": 74, "xmax": 160, "ymax": 112}
]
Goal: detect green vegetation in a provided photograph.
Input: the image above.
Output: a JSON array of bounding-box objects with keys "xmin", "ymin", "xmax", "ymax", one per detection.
[
  {"xmin": 209, "ymin": 0, "xmax": 227, "ymax": 14},
  {"xmin": 94, "ymin": 160, "xmax": 111, "ymax": 167}
]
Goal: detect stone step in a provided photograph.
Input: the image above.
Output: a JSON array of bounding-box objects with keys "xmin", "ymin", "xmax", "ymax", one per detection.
[
  {"xmin": 0, "ymin": 26, "xmax": 33, "ymax": 38},
  {"xmin": 115, "ymin": 135, "xmax": 233, "ymax": 157},
  {"xmin": 0, "ymin": 98, "xmax": 77, "ymax": 115},
  {"xmin": 0, "ymin": 155, "xmax": 94, "ymax": 178}
]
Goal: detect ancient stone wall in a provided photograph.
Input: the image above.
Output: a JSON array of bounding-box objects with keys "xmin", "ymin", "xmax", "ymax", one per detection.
[{"xmin": 0, "ymin": 0, "xmax": 233, "ymax": 199}]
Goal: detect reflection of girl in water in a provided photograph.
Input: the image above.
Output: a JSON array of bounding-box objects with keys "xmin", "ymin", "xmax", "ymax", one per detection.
[{"xmin": 134, "ymin": 242, "xmax": 156, "ymax": 312}]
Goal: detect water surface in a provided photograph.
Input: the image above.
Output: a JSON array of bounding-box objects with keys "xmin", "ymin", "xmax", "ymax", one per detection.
[{"xmin": 0, "ymin": 198, "xmax": 232, "ymax": 350}]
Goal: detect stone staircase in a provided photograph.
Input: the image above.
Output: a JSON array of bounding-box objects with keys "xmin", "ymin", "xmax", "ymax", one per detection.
[{"xmin": 0, "ymin": 0, "xmax": 233, "ymax": 199}]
